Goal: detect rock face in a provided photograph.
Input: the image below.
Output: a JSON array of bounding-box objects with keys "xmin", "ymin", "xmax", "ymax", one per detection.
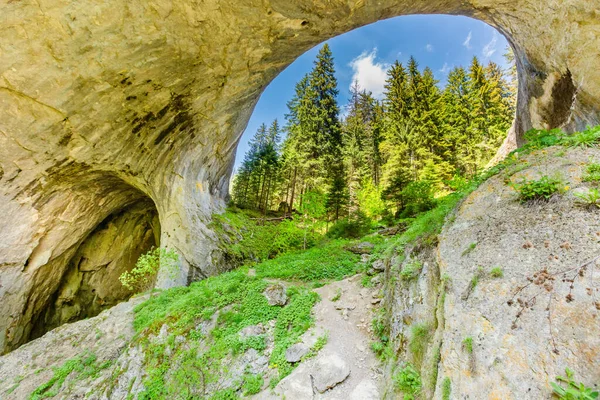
[
  {"xmin": 380, "ymin": 146, "xmax": 600, "ymax": 398},
  {"xmin": 1, "ymin": 0, "xmax": 600, "ymax": 353}
]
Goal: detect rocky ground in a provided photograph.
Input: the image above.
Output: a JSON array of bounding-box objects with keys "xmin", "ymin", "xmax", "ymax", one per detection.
[{"xmin": 261, "ymin": 274, "xmax": 383, "ymax": 399}]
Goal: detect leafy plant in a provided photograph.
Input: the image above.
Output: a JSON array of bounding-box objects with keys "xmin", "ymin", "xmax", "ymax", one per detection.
[
  {"xmin": 242, "ymin": 373, "xmax": 264, "ymax": 395},
  {"xmin": 574, "ymin": 188, "xmax": 600, "ymax": 208},
  {"xmin": 393, "ymin": 364, "xmax": 422, "ymax": 399},
  {"xmin": 561, "ymin": 125, "xmax": 600, "ymax": 148},
  {"xmin": 511, "ymin": 175, "xmax": 563, "ymax": 202},
  {"xmin": 583, "ymin": 162, "xmax": 600, "ymax": 182},
  {"xmin": 551, "ymin": 367, "xmax": 598, "ymax": 400},
  {"xmin": 119, "ymin": 248, "xmax": 179, "ymax": 293}
]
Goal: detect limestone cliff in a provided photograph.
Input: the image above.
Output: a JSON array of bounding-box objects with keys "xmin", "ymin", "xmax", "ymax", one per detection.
[{"xmin": 1, "ymin": 0, "xmax": 600, "ymax": 352}]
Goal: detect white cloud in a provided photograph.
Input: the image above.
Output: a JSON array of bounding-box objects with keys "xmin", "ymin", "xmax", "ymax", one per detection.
[
  {"xmin": 425, "ymin": 44, "xmax": 434, "ymax": 52},
  {"xmin": 439, "ymin": 62, "xmax": 450, "ymax": 74},
  {"xmin": 348, "ymin": 49, "xmax": 390, "ymax": 99},
  {"xmin": 463, "ymin": 31, "xmax": 472, "ymax": 49},
  {"xmin": 482, "ymin": 32, "xmax": 498, "ymax": 58}
]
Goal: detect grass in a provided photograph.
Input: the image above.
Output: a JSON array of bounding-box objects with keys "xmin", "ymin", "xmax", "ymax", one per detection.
[
  {"xmin": 409, "ymin": 323, "xmax": 432, "ymax": 368},
  {"xmin": 442, "ymin": 377, "xmax": 451, "ymax": 400},
  {"xmin": 331, "ymin": 288, "xmax": 342, "ymax": 302},
  {"xmin": 242, "ymin": 373, "xmax": 264, "ymax": 395},
  {"xmin": 29, "ymin": 352, "xmax": 112, "ymax": 400},
  {"xmin": 463, "ymin": 336, "xmax": 474, "ymax": 354},
  {"xmin": 490, "ymin": 267, "xmax": 504, "ymax": 278},
  {"xmin": 254, "ymin": 239, "xmax": 361, "ymax": 282},
  {"xmin": 461, "ymin": 242, "xmax": 477, "ymax": 256}
]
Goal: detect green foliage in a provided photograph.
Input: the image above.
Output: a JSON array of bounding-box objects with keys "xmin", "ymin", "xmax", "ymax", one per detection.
[
  {"xmin": 119, "ymin": 248, "xmax": 179, "ymax": 293},
  {"xmin": 254, "ymin": 240, "xmax": 360, "ymax": 282},
  {"xmin": 304, "ymin": 333, "xmax": 328, "ymax": 359},
  {"xmin": 461, "ymin": 242, "xmax": 477, "ymax": 256},
  {"xmin": 511, "ymin": 175, "xmax": 563, "ymax": 202},
  {"xmin": 574, "ymin": 188, "xmax": 600, "ymax": 208},
  {"xmin": 331, "ymin": 288, "xmax": 342, "ymax": 302},
  {"xmin": 551, "ymin": 367, "xmax": 599, "ymax": 400},
  {"xmin": 442, "ymin": 377, "xmax": 452, "ymax": 400},
  {"xmin": 400, "ymin": 260, "xmax": 423, "ymax": 281},
  {"xmin": 582, "ymin": 162, "xmax": 600, "ymax": 182},
  {"xmin": 242, "ymin": 374, "xmax": 264, "ymax": 395},
  {"xmin": 561, "ymin": 125, "xmax": 600, "ymax": 148},
  {"xmin": 326, "ymin": 213, "xmax": 372, "ymax": 239},
  {"xmin": 462, "ymin": 336, "xmax": 474, "ymax": 354},
  {"xmin": 409, "ymin": 323, "xmax": 431, "ymax": 368},
  {"xmin": 398, "ymin": 181, "xmax": 437, "ymax": 218},
  {"xmin": 393, "ymin": 364, "xmax": 422, "ymax": 399},
  {"xmin": 490, "ymin": 267, "xmax": 504, "ymax": 278},
  {"xmin": 211, "ymin": 209, "xmax": 319, "ymax": 263},
  {"xmin": 29, "ymin": 352, "xmax": 112, "ymax": 400}
]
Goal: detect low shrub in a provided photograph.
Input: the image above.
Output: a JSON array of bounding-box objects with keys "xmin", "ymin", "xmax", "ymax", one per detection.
[
  {"xmin": 393, "ymin": 364, "xmax": 422, "ymax": 399},
  {"xmin": 511, "ymin": 175, "xmax": 564, "ymax": 202}
]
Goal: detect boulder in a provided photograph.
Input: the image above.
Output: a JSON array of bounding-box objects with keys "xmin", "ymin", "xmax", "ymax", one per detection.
[
  {"xmin": 285, "ymin": 343, "xmax": 309, "ymax": 363},
  {"xmin": 346, "ymin": 242, "xmax": 374, "ymax": 255},
  {"xmin": 311, "ymin": 353, "xmax": 351, "ymax": 393},
  {"xmin": 263, "ymin": 283, "xmax": 288, "ymax": 306}
]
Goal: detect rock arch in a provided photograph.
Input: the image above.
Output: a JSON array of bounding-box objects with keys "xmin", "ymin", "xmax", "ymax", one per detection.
[{"xmin": 0, "ymin": 0, "xmax": 598, "ymax": 353}]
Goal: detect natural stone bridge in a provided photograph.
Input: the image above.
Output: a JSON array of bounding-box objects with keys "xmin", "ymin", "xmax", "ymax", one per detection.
[{"xmin": 0, "ymin": 0, "xmax": 598, "ymax": 353}]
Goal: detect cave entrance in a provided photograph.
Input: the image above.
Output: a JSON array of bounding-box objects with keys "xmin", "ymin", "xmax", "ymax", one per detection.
[{"xmin": 29, "ymin": 199, "xmax": 160, "ymax": 341}]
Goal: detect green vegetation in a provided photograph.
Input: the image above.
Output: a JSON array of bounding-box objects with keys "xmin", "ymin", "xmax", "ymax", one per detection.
[
  {"xmin": 119, "ymin": 248, "xmax": 179, "ymax": 293},
  {"xmin": 511, "ymin": 175, "xmax": 564, "ymax": 202},
  {"xmin": 582, "ymin": 162, "xmax": 600, "ymax": 182},
  {"xmin": 409, "ymin": 323, "xmax": 432, "ymax": 368},
  {"xmin": 461, "ymin": 242, "xmax": 477, "ymax": 256},
  {"xmin": 211, "ymin": 209, "xmax": 317, "ymax": 262},
  {"xmin": 232, "ymin": 44, "xmax": 516, "ymax": 233},
  {"xmin": 242, "ymin": 374, "xmax": 264, "ymax": 396},
  {"xmin": 462, "ymin": 336, "xmax": 474, "ymax": 354},
  {"xmin": 400, "ymin": 260, "xmax": 423, "ymax": 281},
  {"xmin": 574, "ymin": 188, "xmax": 600, "ymax": 208},
  {"xmin": 331, "ymin": 288, "xmax": 342, "ymax": 302},
  {"xmin": 393, "ymin": 364, "xmax": 422, "ymax": 399},
  {"xmin": 29, "ymin": 352, "xmax": 112, "ymax": 400},
  {"xmin": 254, "ymin": 239, "xmax": 360, "ymax": 282},
  {"xmin": 551, "ymin": 367, "xmax": 599, "ymax": 400},
  {"xmin": 561, "ymin": 125, "xmax": 600, "ymax": 148},
  {"xmin": 442, "ymin": 377, "xmax": 452, "ymax": 400},
  {"xmin": 304, "ymin": 333, "xmax": 328, "ymax": 360},
  {"xmin": 490, "ymin": 267, "xmax": 504, "ymax": 278}
]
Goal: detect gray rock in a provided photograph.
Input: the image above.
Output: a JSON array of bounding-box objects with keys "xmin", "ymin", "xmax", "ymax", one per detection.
[
  {"xmin": 360, "ymin": 254, "xmax": 371, "ymax": 263},
  {"xmin": 349, "ymin": 379, "xmax": 380, "ymax": 400},
  {"xmin": 311, "ymin": 353, "xmax": 351, "ymax": 393},
  {"xmin": 370, "ymin": 275, "xmax": 382, "ymax": 285},
  {"xmin": 239, "ymin": 324, "xmax": 265, "ymax": 338},
  {"xmin": 263, "ymin": 283, "xmax": 288, "ymax": 306},
  {"xmin": 346, "ymin": 242, "xmax": 375, "ymax": 254},
  {"xmin": 372, "ymin": 259, "xmax": 385, "ymax": 271},
  {"xmin": 285, "ymin": 343, "xmax": 309, "ymax": 363}
]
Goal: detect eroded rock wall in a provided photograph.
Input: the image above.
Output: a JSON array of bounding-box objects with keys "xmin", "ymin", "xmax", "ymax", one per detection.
[{"xmin": 1, "ymin": 0, "xmax": 599, "ymax": 353}]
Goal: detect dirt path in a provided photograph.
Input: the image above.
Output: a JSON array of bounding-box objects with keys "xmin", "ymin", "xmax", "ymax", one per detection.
[{"xmin": 257, "ymin": 274, "xmax": 383, "ymax": 399}]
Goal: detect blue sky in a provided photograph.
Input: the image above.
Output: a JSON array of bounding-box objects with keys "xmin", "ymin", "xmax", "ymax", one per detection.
[{"xmin": 234, "ymin": 15, "xmax": 509, "ymax": 170}]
